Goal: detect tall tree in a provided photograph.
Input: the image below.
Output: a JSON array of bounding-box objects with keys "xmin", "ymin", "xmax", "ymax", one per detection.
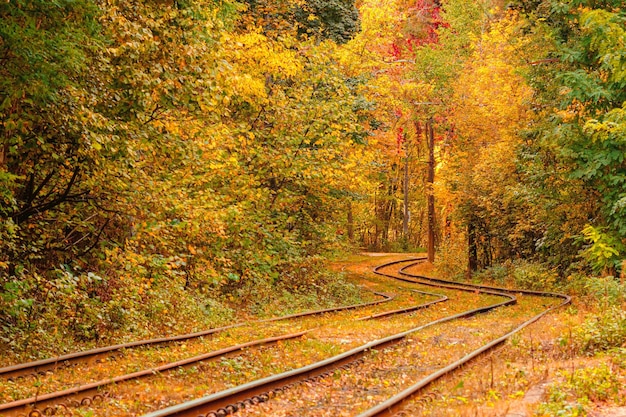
[
  {"xmin": 241, "ymin": 0, "xmax": 360, "ymax": 43},
  {"xmin": 408, "ymin": 0, "xmax": 490, "ymax": 262},
  {"xmin": 439, "ymin": 10, "xmax": 535, "ymax": 272},
  {"xmin": 510, "ymin": 0, "xmax": 625, "ymax": 273}
]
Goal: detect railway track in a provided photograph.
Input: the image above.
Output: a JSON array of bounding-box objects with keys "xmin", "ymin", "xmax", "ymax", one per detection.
[
  {"xmin": 140, "ymin": 257, "xmax": 569, "ymax": 417},
  {"xmin": 356, "ymin": 258, "xmax": 570, "ymax": 417},
  {"xmin": 0, "ymin": 262, "xmax": 445, "ymax": 417},
  {"xmin": 0, "ymin": 290, "xmax": 446, "ymax": 417},
  {"xmin": 1, "ymin": 332, "xmax": 310, "ymax": 417},
  {"xmin": 0, "ymin": 256, "xmax": 570, "ymax": 417}
]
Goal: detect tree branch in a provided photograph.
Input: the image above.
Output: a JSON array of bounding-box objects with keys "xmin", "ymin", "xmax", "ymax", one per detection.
[
  {"xmin": 15, "ymin": 166, "xmax": 86, "ymax": 224},
  {"xmin": 25, "ymin": 170, "xmax": 57, "ymax": 207}
]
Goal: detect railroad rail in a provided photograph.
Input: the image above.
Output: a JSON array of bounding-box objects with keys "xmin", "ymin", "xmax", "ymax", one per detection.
[
  {"xmin": 355, "ymin": 289, "xmax": 447, "ymax": 321},
  {"xmin": 0, "ymin": 332, "xmax": 309, "ymax": 417},
  {"xmin": 1, "ymin": 275, "xmax": 449, "ymax": 417},
  {"xmin": 356, "ymin": 258, "xmax": 571, "ymax": 416},
  {"xmin": 141, "ymin": 259, "xmax": 517, "ymax": 417}
]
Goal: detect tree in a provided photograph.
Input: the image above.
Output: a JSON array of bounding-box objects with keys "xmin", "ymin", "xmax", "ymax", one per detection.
[
  {"xmin": 510, "ymin": 0, "xmax": 626, "ymax": 273},
  {"xmin": 440, "ymin": 10, "xmax": 536, "ymax": 272},
  {"xmin": 408, "ymin": 0, "xmax": 491, "ymax": 263},
  {"xmin": 240, "ymin": 0, "xmax": 360, "ymax": 44},
  {"xmin": 296, "ymin": 0, "xmax": 360, "ymax": 44},
  {"xmin": 0, "ymin": 0, "xmax": 111, "ymax": 276}
]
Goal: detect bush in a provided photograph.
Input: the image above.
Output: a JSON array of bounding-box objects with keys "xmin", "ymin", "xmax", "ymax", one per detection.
[
  {"xmin": 235, "ymin": 257, "xmax": 367, "ymax": 317},
  {"xmin": 474, "ymin": 260, "xmax": 558, "ymax": 291},
  {"xmin": 579, "ymin": 276, "xmax": 626, "ymax": 308},
  {"xmin": 537, "ymin": 363, "xmax": 625, "ymax": 416},
  {"xmin": 572, "ymin": 306, "xmax": 626, "ymax": 354},
  {"xmin": 435, "ymin": 234, "xmax": 468, "ymax": 279}
]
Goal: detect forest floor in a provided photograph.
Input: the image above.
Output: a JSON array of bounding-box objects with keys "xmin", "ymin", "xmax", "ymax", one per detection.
[{"xmin": 1, "ymin": 253, "xmax": 624, "ymax": 416}]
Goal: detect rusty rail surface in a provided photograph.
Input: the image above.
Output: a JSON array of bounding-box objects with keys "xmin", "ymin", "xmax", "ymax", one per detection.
[
  {"xmin": 3, "ymin": 258, "xmax": 570, "ymax": 417},
  {"xmin": 1, "ymin": 331, "xmax": 309, "ymax": 417},
  {"xmin": 355, "ymin": 289, "xmax": 447, "ymax": 321}
]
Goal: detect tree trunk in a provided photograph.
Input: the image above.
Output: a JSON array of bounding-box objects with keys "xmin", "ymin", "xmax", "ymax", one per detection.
[
  {"xmin": 427, "ymin": 121, "xmax": 435, "ymax": 263},
  {"xmin": 373, "ymin": 188, "xmax": 380, "ymax": 249},
  {"xmin": 347, "ymin": 201, "xmax": 354, "ymax": 241},
  {"xmin": 403, "ymin": 153, "xmax": 410, "ymax": 240},
  {"xmin": 468, "ymin": 219, "xmax": 478, "ymax": 278},
  {"xmin": 0, "ymin": 143, "xmax": 6, "ymax": 168}
]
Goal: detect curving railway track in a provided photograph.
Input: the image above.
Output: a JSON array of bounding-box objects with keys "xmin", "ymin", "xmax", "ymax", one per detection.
[
  {"xmin": 0, "ymin": 256, "xmax": 570, "ymax": 417},
  {"xmin": 356, "ymin": 258, "xmax": 570, "ymax": 417}
]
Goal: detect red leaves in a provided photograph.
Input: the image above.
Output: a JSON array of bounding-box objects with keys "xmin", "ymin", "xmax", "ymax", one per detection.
[
  {"xmin": 409, "ymin": 1, "xmax": 448, "ymax": 47},
  {"xmin": 391, "ymin": 43, "xmax": 403, "ymax": 59},
  {"xmin": 396, "ymin": 127, "xmax": 405, "ymax": 153},
  {"xmin": 390, "ymin": 0, "xmax": 449, "ymax": 58}
]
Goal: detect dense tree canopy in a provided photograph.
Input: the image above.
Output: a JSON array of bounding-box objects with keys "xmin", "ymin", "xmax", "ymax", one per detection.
[{"xmin": 1, "ymin": 0, "xmax": 624, "ymax": 351}]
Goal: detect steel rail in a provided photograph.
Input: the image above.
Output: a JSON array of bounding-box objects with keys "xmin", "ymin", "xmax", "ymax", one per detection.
[
  {"xmin": 140, "ymin": 264, "xmax": 516, "ymax": 417},
  {"xmin": 398, "ymin": 260, "xmax": 568, "ymax": 300},
  {"xmin": 0, "ymin": 331, "xmax": 309, "ymax": 417},
  {"xmin": 373, "ymin": 258, "xmax": 519, "ymax": 304},
  {"xmin": 1, "ymin": 291, "xmax": 394, "ymax": 380},
  {"xmin": 355, "ymin": 290, "xmax": 448, "ymax": 321},
  {"xmin": 257, "ymin": 291, "xmax": 396, "ymax": 323},
  {"xmin": 356, "ymin": 258, "xmax": 572, "ymax": 417},
  {"xmin": 4, "ymin": 257, "xmax": 555, "ymax": 417},
  {"xmin": 0, "ymin": 323, "xmax": 243, "ymax": 381}
]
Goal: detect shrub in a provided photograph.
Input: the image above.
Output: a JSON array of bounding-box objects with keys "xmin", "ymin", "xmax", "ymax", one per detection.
[
  {"xmin": 435, "ymin": 235, "xmax": 468, "ymax": 280},
  {"xmin": 474, "ymin": 260, "xmax": 558, "ymax": 291},
  {"xmin": 572, "ymin": 306, "xmax": 626, "ymax": 354},
  {"xmin": 537, "ymin": 363, "xmax": 625, "ymax": 416}
]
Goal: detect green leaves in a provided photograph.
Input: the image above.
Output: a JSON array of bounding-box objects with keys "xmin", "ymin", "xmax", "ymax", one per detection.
[
  {"xmin": 503, "ymin": 1, "xmax": 626, "ymax": 271},
  {"xmin": 582, "ymin": 224, "xmax": 622, "ymax": 272},
  {"xmin": 556, "ymin": 70, "xmax": 613, "ymax": 105},
  {"xmin": 581, "ymin": 9, "xmax": 626, "ymax": 84},
  {"xmin": 0, "ymin": 0, "xmax": 101, "ymax": 102},
  {"xmin": 295, "ymin": 0, "xmax": 360, "ymax": 44}
]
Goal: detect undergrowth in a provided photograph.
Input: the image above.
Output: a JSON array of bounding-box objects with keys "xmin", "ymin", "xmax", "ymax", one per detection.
[
  {"xmin": 0, "ymin": 255, "xmax": 367, "ymax": 364},
  {"xmin": 473, "ymin": 260, "xmax": 626, "ymax": 307},
  {"xmin": 473, "ymin": 260, "xmax": 626, "ymax": 353},
  {"xmin": 571, "ymin": 307, "xmax": 626, "ymax": 355},
  {"xmin": 536, "ymin": 358, "xmax": 626, "ymax": 416},
  {"xmin": 235, "ymin": 264, "xmax": 368, "ymax": 318}
]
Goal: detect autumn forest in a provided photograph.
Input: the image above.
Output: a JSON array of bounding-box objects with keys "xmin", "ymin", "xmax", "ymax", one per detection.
[{"xmin": 1, "ymin": 0, "xmax": 625, "ymax": 415}]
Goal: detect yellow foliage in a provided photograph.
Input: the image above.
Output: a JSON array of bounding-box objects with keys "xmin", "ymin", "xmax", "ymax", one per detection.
[
  {"xmin": 436, "ymin": 11, "xmax": 537, "ymax": 253},
  {"xmin": 217, "ymin": 31, "xmax": 303, "ymax": 105},
  {"xmin": 449, "ymin": 12, "xmax": 532, "ymax": 157}
]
